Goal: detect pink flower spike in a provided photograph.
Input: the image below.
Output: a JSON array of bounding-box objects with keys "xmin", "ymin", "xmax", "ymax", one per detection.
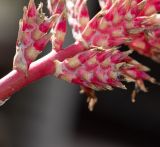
[
  {"xmin": 13, "ymin": 0, "xmax": 57, "ymax": 74},
  {"xmin": 53, "ymin": 49, "xmax": 154, "ymax": 94}
]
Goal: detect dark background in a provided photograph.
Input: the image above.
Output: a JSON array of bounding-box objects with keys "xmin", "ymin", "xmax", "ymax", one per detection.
[{"xmin": 0, "ymin": 0, "xmax": 160, "ymax": 147}]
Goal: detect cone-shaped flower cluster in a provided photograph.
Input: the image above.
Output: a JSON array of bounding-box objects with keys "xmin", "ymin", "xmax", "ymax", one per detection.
[
  {"xmin": 13, "ymin": 0, "xmax": 58, "ymax": 74},
  {"xmin": 47, "ymin": 0, "xmax": 160, "ymax": 110},
  {"xmin": 54, "ymin": 48, "xmax": 155, "ymax": 110},
  {"xmin": 55, "ymin": 49, "xmax": 151, "ymax": 91},
  {"xmin": 126, "ymin": 0, "xmax": 160, "ymax": 62},
  {"xmin": 71, "ymin": 0, "xmax": 160, "ymax": 62}
]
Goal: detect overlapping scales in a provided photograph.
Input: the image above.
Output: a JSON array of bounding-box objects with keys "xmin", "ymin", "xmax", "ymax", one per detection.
[{"xmin": 13, "ymin": 0, "xmax": 58, "ymax": 74}]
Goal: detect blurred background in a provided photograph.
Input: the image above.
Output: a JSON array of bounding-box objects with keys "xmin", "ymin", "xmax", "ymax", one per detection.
[{"xmin": 0, "ymin": 0, "xmax": 160, "ymax": 147}]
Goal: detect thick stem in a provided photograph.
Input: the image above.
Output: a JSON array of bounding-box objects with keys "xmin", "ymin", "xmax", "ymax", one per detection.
[{"xmin": 0, "ymin": 42, "xmax": 85, "ymax": 101}]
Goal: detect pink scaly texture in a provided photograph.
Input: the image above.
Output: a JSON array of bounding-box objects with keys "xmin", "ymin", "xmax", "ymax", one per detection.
[
  {"xmin": 13, "ymin": 0, "xmax": 58, "ymax": 74},
  {"xmin": 66, "ymin": 0, "xmax": 90, "ymax": 41},
  {"xmin": 77, "ymin": 0, "xmax": 160, "ymax": 62},
  {"xmin": 48, "ymin": 0, "xmax": 67, "ymax": 51},
  {"xmin": 53, "ymin": 48, "xmax": 155, "ymax": 110},
  {"xmin": 53, "ymin": 49, "xmax": 152, "ymax": 90},
  {"xmin": 0, "ymin": 0, "xmax": 160, "ymax": 110},
  {"xmin": 49, "ymin": 0, "xmax": 160, "ymax": 110},
  {"xmin": 81, "ymin": 0, "xmax": 135, "ymax": 47}
]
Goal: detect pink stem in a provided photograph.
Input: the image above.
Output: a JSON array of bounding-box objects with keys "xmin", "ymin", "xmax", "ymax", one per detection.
[{"xmin": 0, "ymin": 42, "xmax": 85, "ymax": 101}]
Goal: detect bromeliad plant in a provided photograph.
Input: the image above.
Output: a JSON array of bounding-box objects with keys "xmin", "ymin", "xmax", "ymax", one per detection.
[{"xmin": 0, "ymin": 0, "xmax": 160, "ymax": 111}]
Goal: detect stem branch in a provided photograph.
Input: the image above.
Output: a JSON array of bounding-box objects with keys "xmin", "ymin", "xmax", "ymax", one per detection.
[{"xmin": 0, "ymin": 42, "xmax": 85, "ymax": 101}]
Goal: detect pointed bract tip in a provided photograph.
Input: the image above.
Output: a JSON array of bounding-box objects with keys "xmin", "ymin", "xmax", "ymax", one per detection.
[
  {"xmin": 39, "ymin": 14, "xmax": 59, "ymax": 33},
  {"xmin": 29, "ymin": 0, "xmax": 35, "ymax": 5},
  {"xmin": 23, "ymin": 6, "xmax": 28, "ymax": 13},
  {"xmin": 37, "ymin": 2, "xmax": 43, "ymax": 11},
  {"xmin": 149, "ymin": 77, "xmax": 156, "ymax": 84},
  {"xmin": 28, "ymin": 0, "xmax": 37, "ymax": 17},
  {"xmin": 136, "ymin": 80, "xmax": 148, "ymax": 92}
]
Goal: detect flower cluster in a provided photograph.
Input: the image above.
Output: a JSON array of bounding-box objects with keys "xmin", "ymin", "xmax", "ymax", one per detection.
[
  {"xmin": 51, "ymin": 0, "xmax": 159, "ymax": 110},
  {"xmin": 0, "ymin": 0, "xmax": 159, "ymax": 110},
  {"xmin": 13, "ymin": 0, "xmax": 58, "ymax": 74},
  {"xmin": 54, "ymin": 48, "xmax": 155, "ymax": 110}
]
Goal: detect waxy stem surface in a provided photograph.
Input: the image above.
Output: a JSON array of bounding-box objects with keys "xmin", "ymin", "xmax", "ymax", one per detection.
[{"xmin": 0, "ymin": 42, "xmax": 84, "ymax": 101}]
